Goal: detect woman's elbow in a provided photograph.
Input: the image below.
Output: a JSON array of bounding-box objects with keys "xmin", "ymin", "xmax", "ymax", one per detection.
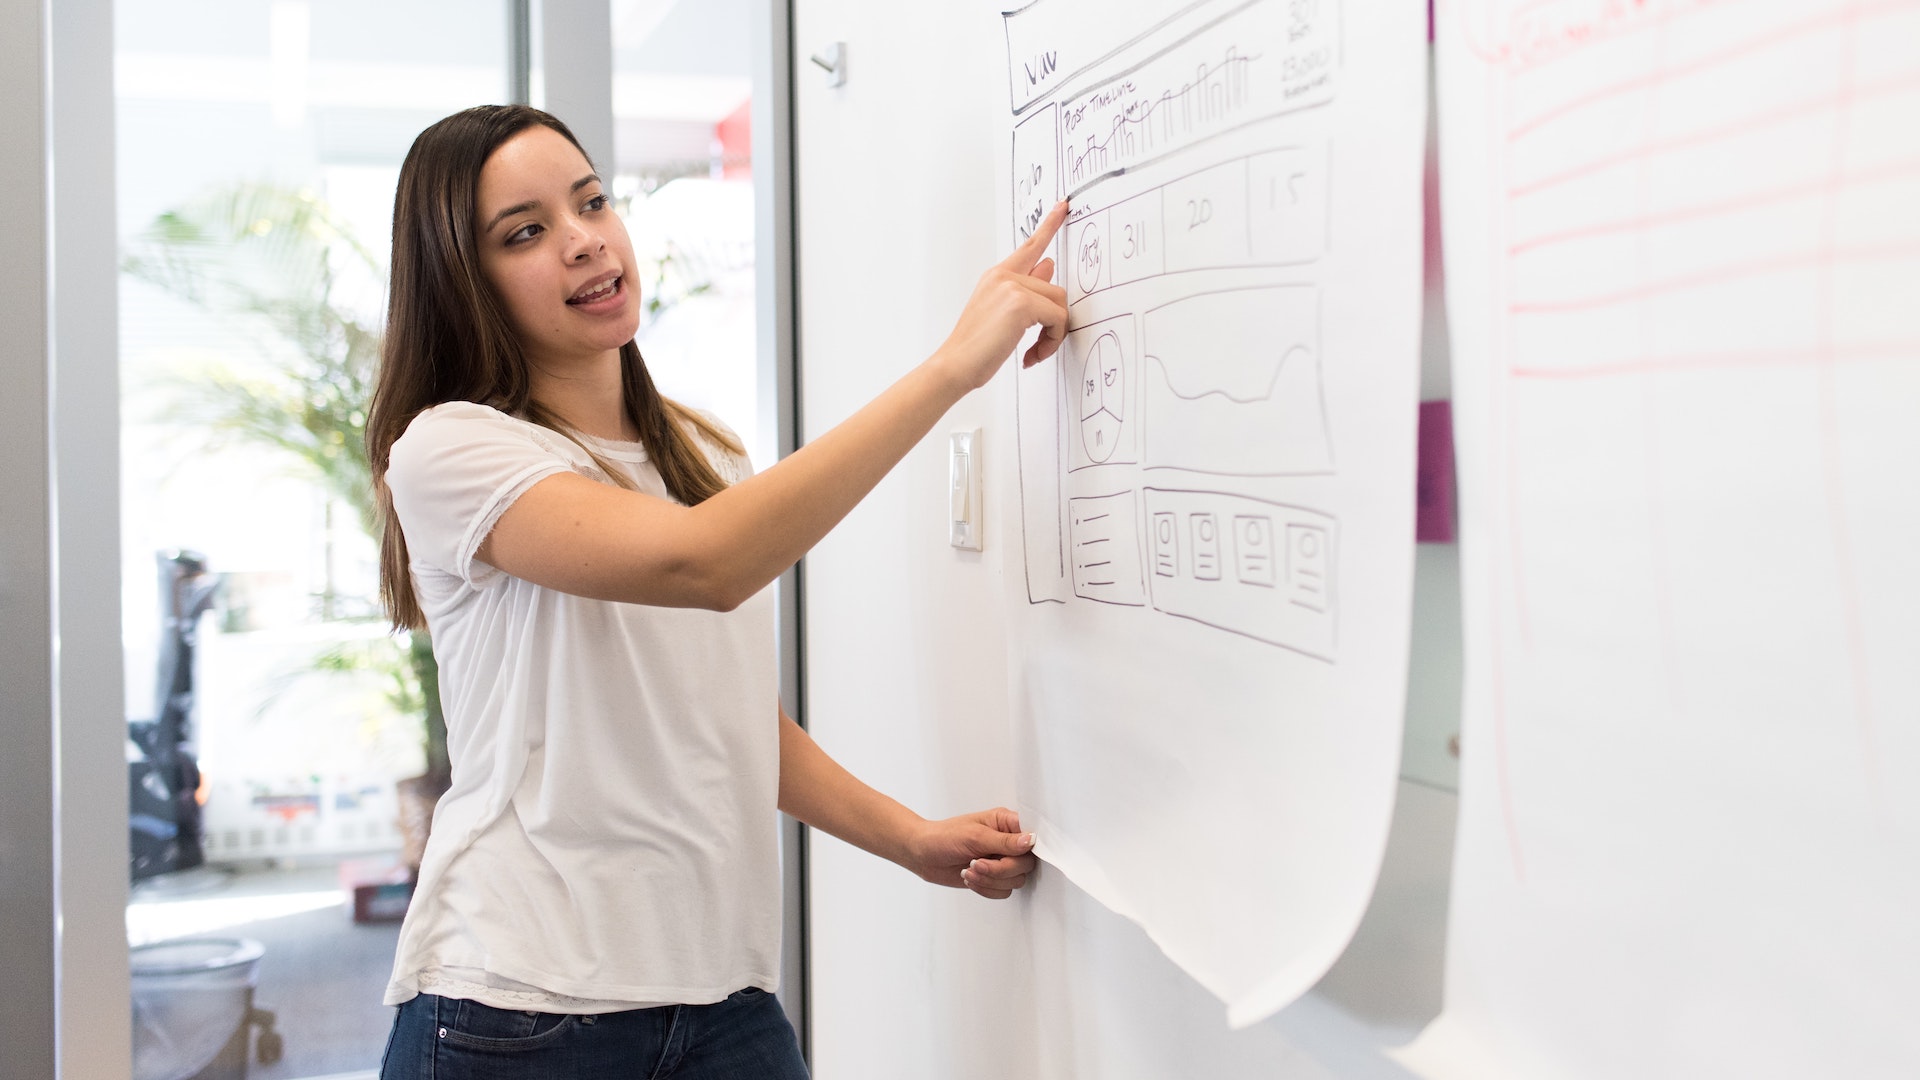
[
  {"xmin": 672, "ymin": 559, "xmax": 753, "ymax": 612},
  {"xmin": 703, "ymin": 586, "xmax": 747, "ymax": 613}
]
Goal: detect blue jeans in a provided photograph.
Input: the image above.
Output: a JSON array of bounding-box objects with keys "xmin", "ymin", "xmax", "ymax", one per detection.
[{"xmin": 379, "ymin": 989, "xmax": 808, "ymax": 1079}]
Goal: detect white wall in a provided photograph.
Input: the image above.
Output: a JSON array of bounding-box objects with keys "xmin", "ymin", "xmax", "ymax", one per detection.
[
  {"xmin": 0, "ymin": 0, "xmax": 131, "ymax": 1076},
  {"xmin": 793, "ymin": 3, "xmax": 1455, "ymax": 1076},
  {"xmin": 52, "ymin": 0, "xmax": 133, "ymax": 1075}
]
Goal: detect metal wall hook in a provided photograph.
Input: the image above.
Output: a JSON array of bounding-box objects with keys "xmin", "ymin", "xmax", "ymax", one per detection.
[{"xmin": 810, "ymin": 42, "xmax": 846, "ymax": 88}]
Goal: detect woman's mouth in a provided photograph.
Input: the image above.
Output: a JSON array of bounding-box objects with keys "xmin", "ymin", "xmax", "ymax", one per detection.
[{"xmin": 567, "ymin": 275, "xmax": 622, "ymax": 306}]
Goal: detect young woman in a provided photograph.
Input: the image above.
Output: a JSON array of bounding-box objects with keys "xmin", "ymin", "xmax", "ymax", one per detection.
[{"xmin": 365, "ymin": 105, "xmax": 1067, "ymax": 1078}]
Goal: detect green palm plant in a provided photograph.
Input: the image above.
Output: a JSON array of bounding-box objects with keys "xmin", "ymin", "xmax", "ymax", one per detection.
[{"xmin": 123, "ymin": 183, "xmax": 450, "ymax": 802}]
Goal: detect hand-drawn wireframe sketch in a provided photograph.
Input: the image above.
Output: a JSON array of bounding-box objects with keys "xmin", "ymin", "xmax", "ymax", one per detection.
[
  {"xmin": 1408, "ymin": 1, "xmax": 1920, "ymax": 1075},
  {"xmin": 1012, "ymin": 0, "xmax": 1348, "ymax": 633},
  {"xmin": 1144, "ymin": 489, "xmax": 1336, "ymax": 657},
  {"xmin": 999, "ymin": 0, "xmax": 1426, "ymax": 1031}
]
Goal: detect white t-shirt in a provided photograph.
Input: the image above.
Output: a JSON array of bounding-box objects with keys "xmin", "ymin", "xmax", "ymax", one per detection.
[{"xmin": 380, "ymin": 401, "xmax": 780, "ymax": 1012}]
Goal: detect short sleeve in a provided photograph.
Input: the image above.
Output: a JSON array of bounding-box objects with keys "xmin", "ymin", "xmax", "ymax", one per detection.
[
  {"xmin": 386, "ymin": 402, "xmax": 575, "ymax": 587},
  {"xmin": 689, "ymin": 408, "xmax": 754, "ymax": 484}
]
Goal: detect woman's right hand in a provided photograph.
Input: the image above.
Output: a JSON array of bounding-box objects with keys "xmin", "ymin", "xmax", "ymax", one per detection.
[{"xmin": 935, "ymin": 200, "xmax": 1071, "ymax": 390}]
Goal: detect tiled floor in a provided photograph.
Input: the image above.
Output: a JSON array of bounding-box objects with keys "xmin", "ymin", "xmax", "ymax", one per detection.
[{"xmin": 130, "ymin": 859, "xmax": 403, "ymax": 1080}]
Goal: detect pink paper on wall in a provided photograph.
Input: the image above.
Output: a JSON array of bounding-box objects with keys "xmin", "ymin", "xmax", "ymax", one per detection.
[
  {"xmin": 1405, "ymin": 1, "xmax": 1920, "ymax": 1076},
  {"xmin": 1416, "ymin": 400, "xmax": 1454, "ymax": 543}
]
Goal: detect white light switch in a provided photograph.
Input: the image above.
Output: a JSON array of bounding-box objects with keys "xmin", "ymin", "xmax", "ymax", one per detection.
[{"xmin": 949, "ymin": 429, "xmax": 982, "ymax": 550}]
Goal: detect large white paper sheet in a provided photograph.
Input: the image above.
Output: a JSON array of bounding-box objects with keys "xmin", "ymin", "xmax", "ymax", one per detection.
[
  {"xmin": 997, "ymin": 0, "xmax": 1428, "ymax": 1027},
  {"xmin": 1411, "ymin": 1, "xmax": 1920, "ymax": 1074}
]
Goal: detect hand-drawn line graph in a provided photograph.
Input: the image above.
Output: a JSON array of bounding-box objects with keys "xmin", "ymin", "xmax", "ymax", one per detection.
[
  {"xmin": 1070, "ymin": 491, "xmax": 1147, "ymax": 606},
  {"xmin": 1145, "ymin": 488, "xmax": 1338, "ymax": 659},
  {"xmin": 1143, "ymin": 287, "xmax": 1333, "ymax": 477}
]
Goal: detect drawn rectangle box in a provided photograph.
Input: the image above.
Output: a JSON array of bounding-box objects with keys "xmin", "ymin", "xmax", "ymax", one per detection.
[
  {"xmin": 1070, "ymin": 491, "xmax": 1146, "ymax": 607},
  {"xmin": 1190, "ymin": 513, "xmax": 1223, "ymax": 579},
  {"xmin": 1053, "ymin": 0, "xmax": 1338, "ymax": 191},
  {"xmin": 1234, "ymin": 514, "xmax": 1277, "ymax": 585},
  {"xmin": 1106, "ymin": 189, "xmax": 1165, "ymax": 289},
  {"xmin": 1161, "ymin": 158, "xmax": 1252, "ymax": 274},
  {"xmin": 1249, "ymin": 145, "xmax": 1328, "ymax": 265},
  {"xmin": 1011, "ymin": 102, "xmax": 1061, "ymax": 247},
  {"xmin": 1151, "ymin": 511, "xmax": 1178, "ymax": 577},
  {"xmin": 1066, "ymin": 207, "xmax": 1111, "ymax": 302},
  {"xmin": 1141, "ymin": 286, "xmax": 1333, "ymax": 477},
  {"xmin": 1017, "ymin": 345, "xmax": 1070, "ymax": 604},
  {"xmin": 1143, "ymin": 488, "xmax": 1337, "ymax": 660},
  {"xmin": 1066, "ymin": 313, "xmax": 1139, "ymax": 471},
  {"xmin": 1284, "ymin": 522, "xmax": 1331, "ymax": 613}
]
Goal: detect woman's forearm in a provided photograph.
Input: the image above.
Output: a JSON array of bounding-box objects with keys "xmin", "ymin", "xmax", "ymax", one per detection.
[{"xmin": 775, "ymin": 709, "xmax": 923, "ymax": 867}]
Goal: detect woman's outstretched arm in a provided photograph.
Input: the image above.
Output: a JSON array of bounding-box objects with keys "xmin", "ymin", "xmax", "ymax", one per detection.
[
  {"xmin": 479, "ymin": 202, "xmax": 1070, "ymax": 610},
  {"xmin": 774, "ymin": 707, "xmax": 1036, "ymax": 899}
]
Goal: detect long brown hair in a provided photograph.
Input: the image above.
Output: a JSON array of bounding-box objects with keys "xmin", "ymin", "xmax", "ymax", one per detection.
[{"xmin": 367, "ymin": 104, "xmax": 739, "ymax": 630}]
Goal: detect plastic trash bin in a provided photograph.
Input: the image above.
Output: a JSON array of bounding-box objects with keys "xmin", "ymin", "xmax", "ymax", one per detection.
[{"xmin": 130, "ymin": 938, "xmax": 265, "ymax": 1080}]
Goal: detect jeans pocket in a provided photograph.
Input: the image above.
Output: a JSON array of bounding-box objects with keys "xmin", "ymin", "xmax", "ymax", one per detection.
[
  {"xmin": 726, "ymin": 986, "xmax": 769, "ymax": 1004},
  {"xmin": 437, "ymin": 997, "xmax": 574, "ymax": 1052}
]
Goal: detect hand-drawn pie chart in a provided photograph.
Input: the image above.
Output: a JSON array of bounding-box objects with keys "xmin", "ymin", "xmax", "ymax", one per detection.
[{"xmin": 1079, "ymin": 330, "xmax": 1125, "ymax": 463}]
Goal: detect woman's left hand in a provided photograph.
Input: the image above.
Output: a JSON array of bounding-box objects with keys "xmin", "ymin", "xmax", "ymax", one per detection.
[{"xmin": 901, "ymin": 808, "xmax": 1038, "ymax": 899}]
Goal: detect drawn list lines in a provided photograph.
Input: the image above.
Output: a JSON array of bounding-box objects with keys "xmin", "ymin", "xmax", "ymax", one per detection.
[{"xmin": 1070, "ymin": 491, "xmax": 1147, "ymax": 606}]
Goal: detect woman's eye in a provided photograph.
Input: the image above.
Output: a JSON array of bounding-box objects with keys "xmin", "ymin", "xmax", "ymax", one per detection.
[
  {"xmin": 507, "ymin": 222, "xmax": 541, "ymax": 244},
  {"xmin": 584, "ymin": 194, "xmax": 609, "ymax": 212}
]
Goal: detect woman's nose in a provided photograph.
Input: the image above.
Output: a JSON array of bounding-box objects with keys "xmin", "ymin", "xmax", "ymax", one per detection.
[{"xmin": 563, "ymin": 221, "xmax": 604, "ymax": 261}]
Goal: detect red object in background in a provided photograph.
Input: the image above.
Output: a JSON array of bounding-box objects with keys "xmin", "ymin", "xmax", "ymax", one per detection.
[
  {"xmin": 716, "ymin": 97, "xmax": 751, "ymax": 180},
  {"xmin": 341, "ymin": 856, "xmax": 416, "ymax": 923},
  {"xmin": 1417, "ymin": 400, "xmax": 1456, "ymax": 543}
]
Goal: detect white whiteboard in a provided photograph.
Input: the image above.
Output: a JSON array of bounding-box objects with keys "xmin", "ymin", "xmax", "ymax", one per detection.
[
  {"xmin": 1406, "ymin": 0, "xmax": 1920, "ymax": 1075},
  {"xmin": 998, "ymin": 0, "xmax": 1429, "ymax": 1027}
]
